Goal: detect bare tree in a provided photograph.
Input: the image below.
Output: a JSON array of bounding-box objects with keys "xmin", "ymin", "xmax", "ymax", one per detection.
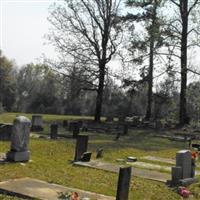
[
  {"xmin": 167, "ymin": 0, "xmax": 200, "ymax": 126},
  {"xmin": 48, "ymin": 0, "xmax": 123, "ymax": 121}
]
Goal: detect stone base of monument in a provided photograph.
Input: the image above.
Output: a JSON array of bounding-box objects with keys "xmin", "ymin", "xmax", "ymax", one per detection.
[
  {"xmin": 167, "ymin": 178, "xmax": 198, "ymax": 187},
  {"xmin": 6, "ymin": 151, "xmax": 30, "ymax": 162}
]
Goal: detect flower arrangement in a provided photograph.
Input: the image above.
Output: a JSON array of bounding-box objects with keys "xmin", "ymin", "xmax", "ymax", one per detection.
[
  {"xmin": 58, "ymin": 191, "xmax": 91, "ymax": 200},
  {"xmin": 191, "ymin": 151, "xmax": 198, "ymax": 161}
]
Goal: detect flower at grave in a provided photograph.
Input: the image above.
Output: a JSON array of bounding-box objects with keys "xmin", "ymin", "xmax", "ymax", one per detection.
[
  {"xmin": 192, "ymin": 151, "xmax": 198, "ymax": 161},
  {"xmin": 178, "ymin": 187, "xmax": 191, "ymax": 198},
  {"xmin": 71, "ymin": 192, "xmax": 80, "ymax": 200}
]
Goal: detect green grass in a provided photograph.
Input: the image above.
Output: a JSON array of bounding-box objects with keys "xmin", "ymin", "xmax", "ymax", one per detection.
[
  {"xmin": 0, "ymin": 112, "xmax": 200, "ymax": 199},
  {"xmin": 0, "ymin": 112, "xmax": 94, "ymax": 124}
]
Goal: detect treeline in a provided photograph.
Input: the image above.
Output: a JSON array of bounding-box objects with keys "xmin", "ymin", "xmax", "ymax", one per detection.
[
  {"xmin": 1, "ymin": 0, "xmax": 200, "ymax": 126},
  {"xmin": 1, "ymin": 50, "xmax": 200, "ymax": 123}
]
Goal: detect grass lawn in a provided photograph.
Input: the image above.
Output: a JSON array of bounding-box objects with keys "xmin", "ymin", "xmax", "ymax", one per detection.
[{"xmin": 0, "ymin": 112, "xmax": 200, "ymax": 199}]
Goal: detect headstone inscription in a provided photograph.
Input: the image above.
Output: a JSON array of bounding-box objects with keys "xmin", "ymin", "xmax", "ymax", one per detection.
[{"xmin": 6, "ymin": 116, "xmax": 31, "ymax": 162}]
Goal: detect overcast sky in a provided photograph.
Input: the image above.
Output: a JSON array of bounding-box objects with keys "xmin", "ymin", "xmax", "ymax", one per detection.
[{"xmin": 1, "ymin": 0, "xmax": 57, "ymax": 66}]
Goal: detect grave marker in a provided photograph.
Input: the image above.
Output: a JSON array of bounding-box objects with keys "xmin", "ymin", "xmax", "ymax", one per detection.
[
  {"xmin": 116, "ymin": 167, "xmax": 131, "ymax": 200},
  {"xmin": 31, "ymin": 115, "xmax": 43, "ymax": 131},
  {"xmin": 176, "ymin": 150, "xmax": 192, "ymax": 179},
  {"xmin": 74, "ymin": 135, "xmax": 88, "ymax": 162},
  {"xmin": 50, "ymin": 124, "xmax": 58, "ymax": 139},
  {"xmin": 6, "ymin": 116, "xmax": 31, "ymax": 162},
  {"xmin": 0, "ymin": 124, "xmax": 13, "ymax": 141}
]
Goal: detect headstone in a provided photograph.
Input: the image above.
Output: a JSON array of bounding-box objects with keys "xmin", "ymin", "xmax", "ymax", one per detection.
[
  {"xmin": 115, "ymin": 132, "xmax": 121, "ymax": 141},
  {"xmin": 69, "ymin": 122, "xmax": 80, "ymax": 137},
  {"xmin": 81, "ymin": 122, "xmax": 88, "ymax": 132},
  {"xmin": 6, "ymin": 116, "xmax": 31, "ymax": 162},
  {"xmin": 74, "ymin": 135, "xmax": 88, "ymax": 162},
  {"xmin": 72, "ymin": 122, "xmax": 80, "ymax": 138},
  {"xmin": 116, "ymin": 167, "xmax": 131, "ymax": 200},
  {"xmin": 63, "ymin": 120, "xmax": 68, "ymax": 128},
  {"xmin": 31, "ymin": 115, "xmax": 43, "ymax": 131},
  {"xmin": 0, "ymin": 123, "xmax": 13, "ymax": 141},
  {"xmin": 50, "ymin": 124, "xmax": 58, "ymax": 139},
  {"xmin": 176, "ymin": 150, "xmax": 192, "ymax": 179},
  {"xmin": 118, "ymin": 116, "xmax": 125, "ymax": 122},
  {"xmin": 96, "ymin": 148, "xmax": 103, "ymax": 159},
  {"xmin": 155, "ymin": 120, "xmax": 163, "ymax": 130},
  {"xmin": 123, "ymin": 124, "xmax": 128, "ymax": 135},
  {"xmin": 106, "ymin": 116, "xmax": 114, "ymax": 122},
  {"xmin": 171, "ymin": 166, "xmax": 182, "ymax": 185},
  {"xmin": 80, "ymin": 152, "xmax": 92, "ymax": 162}
]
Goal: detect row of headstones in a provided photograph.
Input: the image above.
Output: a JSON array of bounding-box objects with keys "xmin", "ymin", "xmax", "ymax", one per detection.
[
  {"xmin": 50, "ymin": 121, "xmax": 129, "ymax": 140},
  {"xmin": 2, "ymin": 116, "xmax": 131, "ymax": 200},
  {"xmin": 73, "ymin": 135, "xmax": 131, "ymax": 200},
  {"xmin": 0, "ymin": 115, "xmax": 43, "ymax": 141}
]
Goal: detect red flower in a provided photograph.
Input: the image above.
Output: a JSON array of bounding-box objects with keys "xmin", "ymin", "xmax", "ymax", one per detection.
[{"xmin": 71, "ymin": 192, "xmax": 80, "ymax": 200}]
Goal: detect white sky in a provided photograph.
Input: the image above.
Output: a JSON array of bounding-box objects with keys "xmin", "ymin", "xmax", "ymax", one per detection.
[{"xmin": 1, "ymin": 0, "xmax": 57, "ymax": 66}]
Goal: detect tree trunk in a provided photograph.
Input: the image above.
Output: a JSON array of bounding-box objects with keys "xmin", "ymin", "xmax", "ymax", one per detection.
[
  {"xmin": 94, "ymin": 64, "xmax": 106, "ymax": 122},
  {"xmin": 145, "ymin": 38, "xmax": 154, "ymax": 120},
  {"xmin": 179, "ymin": 0, "xmax": 188, "ymax": 126}
]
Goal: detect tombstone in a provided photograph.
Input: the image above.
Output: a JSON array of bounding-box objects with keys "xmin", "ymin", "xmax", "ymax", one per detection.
[
  {"xmin": 6, "ymin": 116, "xmax": 31, "ymax": 162},
  {"xmin": 106, "ymin": 116, "xmax": 114, "ymax": 122},
  {"xmin": 176, "ymin": 150, "xmax": 192, "ymax": 179},
  {"xmin": 171, "ymin": 166, "xmax": 182, "ymax": 185},
  {"xmin": 0, "ymin": 123, "xmax": 13, "ymax": 141},
  {"xmin": 123, "ymin": 124, "xmax": 128, "ymax": 135},
  {"xmin": 69, "ymin": 121, "xmax": 79, "ymax": 135},
  {"xmin": 31, "ymin": 115, "xmax": 43, "ymax": 131},
  {"xmin": 72, "ymin": 122, "xmax": 80, "ymax": 138},
  {"xmin": 118, "ymin": 116, "xmax": 125, "ymax": 123},
  {"xmin": 132, "ymin": 116, "xmax": 140, "ymax": 127},
  {"xmin": 115, "ymin": 132, "xmax": 121, "ymax": 141},
  {"xmin": 116, "ymin": 167, "xmax": 131, "ymax": 200},
  {"xmin": 96, "ymin": 148, "xmax": 103, "ymax": 159},
  {"xmin": 50, "ymin": 124, "xmax": 58, "ymax": 139},
  {"xmin": 74, "ymin": 135, "xmax": 88, "ymax": 162},
  {"xmin": 63, "ymin": 120, "xmax": 68, "ymax": 128},
  {"xmin": 155, "ymin": 120, "xmax": 163, "ymax": 130},
  {"xmin": 81, "ymin": 122, "xmax": 88, "ymax": 132}
]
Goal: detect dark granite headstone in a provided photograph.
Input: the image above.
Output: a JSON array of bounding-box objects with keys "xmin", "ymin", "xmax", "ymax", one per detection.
[
  {"xmin": 176, "ymin": 150, "xmax": 192, "ymax": 179},
  {"xmin": 0, "ymin": 124, "xmax": 13, "ymax": 141},
  {"xmin": 171, "ymin": 166, "xmax": 182, "ymax": 185},
  {"xmin": 50, "ymin": 124, "xmax": 58, "ymax": 139},
  {"xmin": 63, "ymin": 120, "xmax": 68, "ymax": 128},
  {"xmin": 74, "ymin": 135, "xmax": 88, "ymax": 162},
  {"xmin": 31, "ymin": 115, "xmax": 43, "ymax": 131},
  {"xmin": 72, "ymin": 122, "xmax": 80, "ymax": 138},
  {"xmin": 116, "ymin": 167, "xmax": 131, "ymax": 200},
  {"xmin": 123, "ymin": 124, "xmax": 128, "ymax": 135}
]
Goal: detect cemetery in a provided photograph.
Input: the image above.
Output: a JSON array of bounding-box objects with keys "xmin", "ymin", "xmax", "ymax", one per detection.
[
  {"xmin": 0, "ymin": 113, "xmax": 199, "ymax": 199},
  {"xmin": 1, "ymin": 0, "xmax": 200, "ymax": 199}
]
